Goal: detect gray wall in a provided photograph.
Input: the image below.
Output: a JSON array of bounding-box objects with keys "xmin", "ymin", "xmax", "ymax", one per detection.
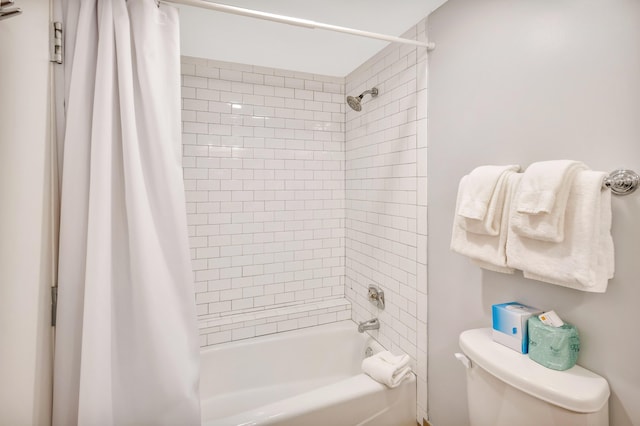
[{"xmin": 427, "ymin": 1, "xmax": 640, "ymax": 425}]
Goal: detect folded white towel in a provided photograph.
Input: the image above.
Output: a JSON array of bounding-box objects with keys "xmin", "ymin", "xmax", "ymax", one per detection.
[
  {"xmin": 451, "ymin": 172, "xmax": 521, "ymax": 273},
  {"xmin": 361, "ymin": 350, "xmax": 412, "ymax": 388},
  {"xmin": 457, "ymin": 165, "xmax": 520, "ymax": 228},
  {"xmin": 515, "ymin": 160, "xmax": 587, "ymax": 214},
  {"xmin": 512, "ymin": 160, "xmax": 587, "ymax": 242},
  {"xmin": 506, "ymin": 170, "xmax": 614, "ymax": 292}
]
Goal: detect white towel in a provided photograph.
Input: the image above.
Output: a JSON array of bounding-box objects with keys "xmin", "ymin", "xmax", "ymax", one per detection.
[
  {"xmin": 515, "ymin": 160, "xmax": 587, "ymax": 214},
  {"xmin": 511, "ymin": 160, "xmax": 587, "ymax": 242},
  {"xmin": 451, "ymin": 173, "xmax": 521, "ymax": 273},
  {"xmin": 457, "ymin": 165, "xmax": 520, "ymax": 230},
  {"xmin": 361, "ymin": 350, "xmax": 412, "ymax": 388},
  {"xmin": 506, "ymin": 170, "xmax": 614, "ymax": 292}
]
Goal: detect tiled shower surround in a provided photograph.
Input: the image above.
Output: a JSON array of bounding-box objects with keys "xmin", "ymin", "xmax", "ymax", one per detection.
[
  {"xmin": 345, "ymin": 19, "xmax": 428, "ymax": 421},
  {"xmin": 181, "ymin": 18, "xmax": 428, "ymax": 422},
  {"xmin": 180, "ymin": 57, "xmax": 349, "ymax": 345}
]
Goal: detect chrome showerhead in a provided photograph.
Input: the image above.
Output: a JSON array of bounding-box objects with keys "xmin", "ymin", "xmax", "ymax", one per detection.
[
  {"xmin": 346, "ymin": 87, "xmax": 378, "ymax": 112},
  {"xmin": 346, "ymin": 95, "xmax": 362, "ymax": 112}
]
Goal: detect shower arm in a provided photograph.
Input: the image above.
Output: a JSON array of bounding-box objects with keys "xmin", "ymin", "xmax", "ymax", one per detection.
[{"xmin": 358, "ymin": 88, "xmax": 378, "ymax": 99}]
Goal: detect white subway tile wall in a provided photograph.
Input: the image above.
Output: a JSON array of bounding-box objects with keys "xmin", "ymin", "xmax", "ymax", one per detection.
[
  {"xmin": 181, "ymin": 57, "xmax": 347, "ymax": 346},
  {"xmin": 198, "ymin": 299, "xmax": 352, "ymax": 347},
  {"xmin": 344, "ymin": 19, "xmax": 429, "ymax": 422}
]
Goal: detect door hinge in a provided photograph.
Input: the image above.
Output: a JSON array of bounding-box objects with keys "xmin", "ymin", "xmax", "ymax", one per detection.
[
  {"xmin": 50, "ymin": 22, "xmax": 63, "ymax": 64},
  {"xmin": 51, "ymin": 285, "xmax": 58, "ymax": 327}
]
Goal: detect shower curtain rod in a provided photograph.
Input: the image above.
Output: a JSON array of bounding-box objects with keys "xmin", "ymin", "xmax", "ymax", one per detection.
[{"xmin": 162, "ymin": 0, "xmax": 436, "ymax": 50}]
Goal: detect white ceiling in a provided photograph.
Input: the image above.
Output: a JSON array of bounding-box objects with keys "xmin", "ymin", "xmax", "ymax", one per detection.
[{"xmin": 177, "ymin": 0, "xmax": 448, "ymax": 77}]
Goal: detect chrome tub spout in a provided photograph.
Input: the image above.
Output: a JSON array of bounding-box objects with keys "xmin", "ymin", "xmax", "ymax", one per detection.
[{"xmin": 358, "ymin": 318, "xmax": 380, "ymax": 333}]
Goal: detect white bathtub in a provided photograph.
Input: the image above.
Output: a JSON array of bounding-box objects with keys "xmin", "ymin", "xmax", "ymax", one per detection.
[{"xmin": 200, "ymin": 320, "xmax": 416, "ymax": 426}]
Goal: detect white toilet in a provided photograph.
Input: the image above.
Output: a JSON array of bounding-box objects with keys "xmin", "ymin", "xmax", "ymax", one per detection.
[{"xmin": 456, "ymin": 328, "xmax": 610, "ymax": 426}]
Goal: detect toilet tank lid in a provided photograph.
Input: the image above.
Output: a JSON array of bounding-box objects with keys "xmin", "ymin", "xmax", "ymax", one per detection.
[{"xmin": 459, "ymin": 328, "xmax": 610, "ymax": 414}]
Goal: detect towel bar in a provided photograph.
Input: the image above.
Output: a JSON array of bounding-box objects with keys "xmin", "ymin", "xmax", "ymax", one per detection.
[{"xmin": 603, "ymin": 169, "xmax": 639, "ymax": 196}]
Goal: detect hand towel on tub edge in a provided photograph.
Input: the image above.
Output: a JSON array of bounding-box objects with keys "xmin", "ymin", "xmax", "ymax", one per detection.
[{"xmin": 361, "ymin": 350, "xmax": 412, "ymax": 388}]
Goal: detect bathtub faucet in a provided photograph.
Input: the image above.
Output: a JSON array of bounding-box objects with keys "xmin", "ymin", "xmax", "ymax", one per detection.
[{"xmin": 358, "ymin": 318, "xmax": 380, "ymax": 333}]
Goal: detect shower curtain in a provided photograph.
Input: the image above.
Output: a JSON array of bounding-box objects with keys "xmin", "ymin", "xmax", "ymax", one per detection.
[{"xmin": 52, "ymin": 0, "xmax": 200, "ymax": 424}]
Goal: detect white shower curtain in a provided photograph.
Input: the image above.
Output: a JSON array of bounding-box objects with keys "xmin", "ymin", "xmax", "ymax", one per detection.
[{"xmin": 52, "ymin": 0, "xmax": 200, "ymax": 424}]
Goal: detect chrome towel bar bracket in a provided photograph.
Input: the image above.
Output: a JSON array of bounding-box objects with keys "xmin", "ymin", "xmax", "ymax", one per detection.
[{"xmin": 603, "ymin": 169, "xmax": 639, "ymax": 196}]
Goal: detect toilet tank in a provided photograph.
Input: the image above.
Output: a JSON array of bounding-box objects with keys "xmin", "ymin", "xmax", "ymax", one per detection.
[{"xmin": 458, "ymin": 328, "xmax": 610, "ymax": 426}]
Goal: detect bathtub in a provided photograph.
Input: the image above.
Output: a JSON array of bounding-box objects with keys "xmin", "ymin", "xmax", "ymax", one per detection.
[{"xmin": 200, "ymin": 320, "xmax": 416, "ymax": 426}]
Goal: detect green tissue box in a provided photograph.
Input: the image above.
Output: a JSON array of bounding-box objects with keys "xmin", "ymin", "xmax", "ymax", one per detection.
[{"xmin": 528, "ymin": 316, "xmax": 580, "ymax": 371}]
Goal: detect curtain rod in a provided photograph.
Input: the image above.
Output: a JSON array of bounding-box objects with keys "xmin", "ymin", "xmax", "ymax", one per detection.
[{"xmin": 163, "ymin": 0, "xmax": 436, "ymax": 50}]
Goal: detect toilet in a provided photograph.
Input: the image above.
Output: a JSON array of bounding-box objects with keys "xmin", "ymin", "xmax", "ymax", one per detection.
[{"xmin": 456, "ymin": 328, "xmax": 610, "ymax": 426}]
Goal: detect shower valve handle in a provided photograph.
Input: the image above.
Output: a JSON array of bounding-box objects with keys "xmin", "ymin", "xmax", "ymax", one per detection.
[{"xmin": 368, "ymin": 285, "xmax": 385, "ymax": 310}]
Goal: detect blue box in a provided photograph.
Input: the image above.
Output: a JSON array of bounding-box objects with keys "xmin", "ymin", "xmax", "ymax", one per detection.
[{"xmin": 492, "ymin": 302, "xmax": 542, "ymax": 353}]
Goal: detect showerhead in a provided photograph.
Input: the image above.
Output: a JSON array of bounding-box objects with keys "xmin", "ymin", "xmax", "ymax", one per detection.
[
  {"xmin": 346, "ymin": 87, "xmax": 378, "ymax": 111},
  {"xmin": 346, "ymin": 95, "xmax": 362, "ymax": 112}
]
